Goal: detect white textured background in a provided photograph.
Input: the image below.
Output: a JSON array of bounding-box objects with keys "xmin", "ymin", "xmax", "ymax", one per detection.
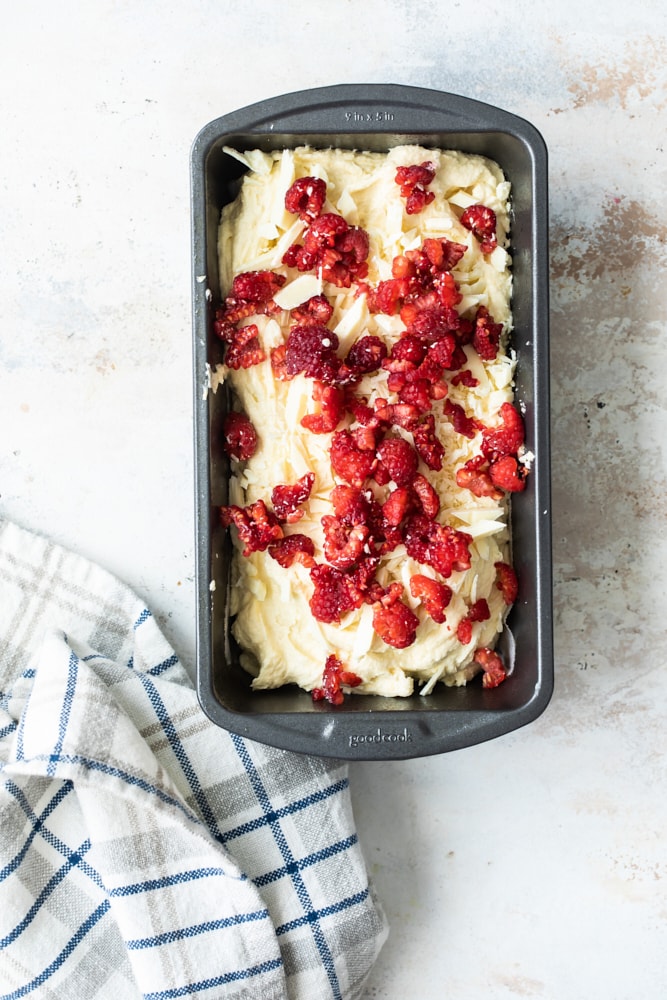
[{"xmin": 2, "ymin": 2, "xmax": 666, "ymax": 997}]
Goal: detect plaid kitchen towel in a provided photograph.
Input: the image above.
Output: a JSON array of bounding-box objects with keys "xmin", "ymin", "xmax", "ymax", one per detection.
[{"xmin": 0, "ymin": 519, "xmax": 388, "ymax": 1000}]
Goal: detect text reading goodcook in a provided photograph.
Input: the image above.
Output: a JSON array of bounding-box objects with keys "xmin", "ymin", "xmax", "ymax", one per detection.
[{"xmin": 349, "ymin": 727, "xmax": 413, "ymax": 749}]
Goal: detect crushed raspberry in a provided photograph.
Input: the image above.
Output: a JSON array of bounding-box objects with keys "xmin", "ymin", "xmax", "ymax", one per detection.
[
  {"xmin": 456, "ymin": 456, "xmax": 503, "ymax": 500},
  {"xmin": 224, "ymin": 323, "xmax": 266, "ymax": 370},
  {"xmin": 386, "ymin": 335, "xmax": 427, "ymax": 367},
  {"xmin": 330, "ymin": 486, "xmax": 385, "ymax": 548},
  {"xmin": 330, "ymin": 430, "xmax": 377, "ymax": 487},
  {"xmin": 285, "ymin": 322, "xmax": 341, "ymax": 383},
  {"xmin": 489, "ymin": 455, "xmax": 527, "ymax": 493},
  {"xmin": 291, "ymin": 293, "xmax": 334, "ymax": 325},
  {"xmin": 411, "ymin": 414, "xmax": 445, "ymax": 471},
  {"xmin": 376, "ymin": 436, "xmax": 419, "ymax": 487},
  {"xmin": 403, "ymin": 516, "xmax": 472, "ymax": 578},
  {"xmin": 271, "ymin": 472, "xmax": 315, "ymax": 523},
  {"xmin": 473, "ymin": 306, "xmax": 503, "ymax": 360},
  {"xmin": 482, "ymin": 402, "xmax": 525, "ymax": 461},
  {"xmin": 284, "ymin": 176, "xmax": 327, "ymax": 222},
  {"xmin": 495, "ymin": 561, "xmax": 519, "ymax": 605},
  {"xmin": 444, "ymin": 400, "xmax": 477, "ymax": 439},
  {"xmin": 284, "ymin": 213, "xmax": 369, "ymax": 288},
  {"xmin": 382, "ymin": 486, "xmax": 415, "ymax": 527},
  {"xmin": 322, "ymin": 516, "xmax": 369, "ymax": 569},
  {"xmin": 268, "ymin": 533, "xmax": 316, "ymax": 569},
  {"xmin": 411, "ymin": 474, "xmax": 440, "ymax": 519},
  {"xmin": 345, "ymin": 335, "xmax": 388, "ymax": 375},
  {"xmin": 410, "ymin": 574, "xmax": 452, "ymax": 624},
  {"xmin": 309, "ymin": 564, "xmax": 356, "ymax": 623},
  {"xmin": 451, "ymin": 369, "xmax": 479, "ymax": 388},
  {"xmin": 311, "ymin": 654, "xmax": 362, "ymax": 705},
  {"xmin": 395, "ymin": 162, "xmax": 436, "ymax": 215},
  {"xmin": 347, "ymin": 555, "xmax": 384, "ymax": 606},
  {"xmin": 301, "ymin": 382, "xmax": 346, "ymax": 434},
  {"xmin": 372, "ymin": 592, "xmax": 419, "ymax": 648},
  {"xmin": 220, "ymin": 500, "xmax": 283, "ymax": 556},
  {"xmin": 222, "ymin": 411, "xmax": 257, "ymax": 462},
  {"xmin": 473, "ymin": 647, "xmax": 507, "ymax": 688},
  {"xmin": 269, "ymin": 344, "xmax": 292, "ymax": 381},
  {"xmin": 220, "ymin": 270, "xmax": 286, "ymax": 323},
  {"xmin": 459, "ymin": 204, "xmax": 498, "ymax": 254},
  {"xmin": 456, "ymin": 598, "xmax": 491, "ymax": 645}
]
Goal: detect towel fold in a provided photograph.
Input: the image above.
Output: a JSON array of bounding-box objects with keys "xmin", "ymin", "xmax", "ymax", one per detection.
[{"xmin": 0, "ymin": 520, "xmax": 387, "ymax": 999}]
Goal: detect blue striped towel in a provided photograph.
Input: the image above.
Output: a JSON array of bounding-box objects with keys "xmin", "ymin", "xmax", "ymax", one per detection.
[{"xmin": 0, "ymin": 520, "xmax": 387, "ymax": 999}]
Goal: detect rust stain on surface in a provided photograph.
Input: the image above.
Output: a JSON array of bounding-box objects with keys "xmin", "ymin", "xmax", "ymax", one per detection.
[{"xmin": 552, "ymin": 34, "xmax": 667, "ymax": 111}]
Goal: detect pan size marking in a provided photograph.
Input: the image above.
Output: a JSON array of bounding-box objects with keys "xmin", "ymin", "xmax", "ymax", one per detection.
[{"xmin": 345, "ymin": 110, "xmax": 395, "ymax": 123}]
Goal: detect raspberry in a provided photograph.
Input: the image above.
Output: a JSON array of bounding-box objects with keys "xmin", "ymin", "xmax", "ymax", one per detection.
[
  {"xmin": 284, "ymin": 176, "xmax": 327, "ymax": 222},
  {"xmin": 345, "ymin": 335, "xmax": 388, "ymax": 375},
  {"xmin": 482, "ymin": 403, "xmax": 525, "ymax": 461},
  {"xmin": 301, "ymin": 383, "xmax": 346, "ymax": 434},
  {"xmin": 291, "ymin": 293, "xmax": 334, "ymax": 325},
  {"xmin": 224, "ymin": 323, "xmax": 266, "ymax": 370},
  {"xmin": 271, "ymin": 472, "xmax": 315, "ymax": 523},
  {"xmin": 220, "ymin": 500, "xmax": 283, "ymax": 556},
  {"xmin": 409, "ymin": 574, "xmax": 452, "ymax": 623},
  {"xmin": 395, "ymin": 162, "xmax": 436, "ymax": 215},
  {"xmin": 376, "ymin": 436, "xmax": 419, "ymax": 487},
  {"xmin": 444, "ymin": 400, "xmax": 477, "ymax": 439},
  {"xmin": 386, "ymin": 335, "xmax": 427, "ymax": 367},
  {"xmin": 495, "ymin": 561, "xmax": 519, "ymax": 605},
  {"xmin": 309, "ymin": 564, "xmax": 356, "ymax": 623},
  {"xmin": 285, "ymin": 213, "xmax": 370, "ymax": 288},
  {"xmin": 330, "ymin": 430, "xmax": 377, "ymax": 487},
  {"xmin": 473, "ymin": 306, "xmax": 503, "ymax": 361},
  {"xmin": 372, "ymin": 596, "xmax": 419, "ymax": 648},
  {"xmin": 221, "ymin": 270, "xmax": 286, "ymax": 323},
  {"xmin": 459, "ymin": 204, "xmax": 498, "ymax": 254},
  {"xmin": 489, "ymin": 455, "xmax": 528, "ymax": 493},
  {"xmin": 456, "ymin": 599, "xmax": 490, "ymax": 645},
  {"xmin": 269, "ymin": 344, "xmax": 291, "ymax": 381},
  {"xmin": 382, "ymin": 486, "xmax": 415, "ymax": 527},
  {"xmin": 322, "ymin": 516, "xmax": 369, "ymax": 569},
  {"xmin": 268, "ymin": 534, "xmax": 316, "ymax": 569},
  {"xmin": 451, "ymin": 369, "xmax": 479, "ymax": 388},
  {"xmin": 311, "ymin": 654, "xmax": 362, "ymax": 705},
  {"xmin": 411, "ymin": 474, "xmax": 440, "ymax": 519},
  {"xmin": 222, "ymin": 411, "xmax": 257, "ymax": 462},
  {"xmin": 473, "ymin": 647, "xmax": 507, "ymax": 688},
  {"xmin": 411, "ymin": 414, "xmax": 444, "ymax": 471},
  {"xmin": 403, "ymin": 516, "xmax": 472, "ymax": 578},
  {"xmin": 456, "ymin": 456, "xmax": 503, "ymax": 500},
  {"xmin": 285, "ymin": 322, "xmax": 341, "ymax": 383}
]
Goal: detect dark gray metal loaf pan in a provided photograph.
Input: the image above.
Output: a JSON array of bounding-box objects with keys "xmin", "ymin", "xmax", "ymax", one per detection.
[{"xmin": 190, "ymin": 84, "xmax": 552, "ymax": 760}]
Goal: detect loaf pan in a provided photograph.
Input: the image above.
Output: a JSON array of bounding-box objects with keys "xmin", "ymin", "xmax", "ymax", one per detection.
[{"xmin": 190, "ymin": 84, "xmax": 552, "ymax": 759}]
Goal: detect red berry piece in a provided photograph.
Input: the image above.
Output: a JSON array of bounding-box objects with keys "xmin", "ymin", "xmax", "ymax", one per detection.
[
  {"xmin": 495, "ymin": 561, "xmax": 519, "ymax": 605},
  {"xmin": 271, "ymin": 472, "xmax": 315, "ymax": 523},
  {"xmin": 284, "ymin": 176, "xmax": 327, "ymax": 222},
  {"xmin": 473, "ymin": 647, "xmax": 507, "ymax": 688},
  {"xmin": 460, "ymin": 204, "xmax": 498, "ymax": 254},
  {"xmin": 376, "ymin": 436, "xmax": 419, "ymax": 487},
  {"xmin": 473, "ymin": 305, "xmax": 503, "ymax": 361},
  {"xmin": 322, "ymin": 516, "xmax": 369, "ymax": 570},
  {"xmin": 403, "ymin": 516, "xmax": 472, "ymax": 578},
  {"xmin": 489, "ymin": 455, "xmax": 528, "ymax": 493},
  {"xmin": 395, "ymin": 162, "xmax": 436, "ymax": 215},
  {"xmin": 456, "ymin": 598, "xmax": 491, "ymax": 645},
  {"xmin": 409, "ymin": 574, "xmax": 452, "ymax": 624},
  {"xmin": 222, "ymin": 411, "xmax": 258, "ymax": 462},
  {"xmin": 220, "ymin": 500, "xmax": 283, "ymax": 556},
  {"xmin": 309, "ymin": 564, "xmax": 356, "ymax": 623},
  {"xmin": 330, "ymin": 430, "xmax": 377, "ymax": 488},
  {"xmin": 372, "ymin": 595, "xmax": 419, "ymax": 648},
  {"xmin": 268, "ymin": 534, "xmax": 316, "ymax": 569},
  {"xmin": 311, "ymin": 654, "xmax": 362, "ymax": 705}
]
